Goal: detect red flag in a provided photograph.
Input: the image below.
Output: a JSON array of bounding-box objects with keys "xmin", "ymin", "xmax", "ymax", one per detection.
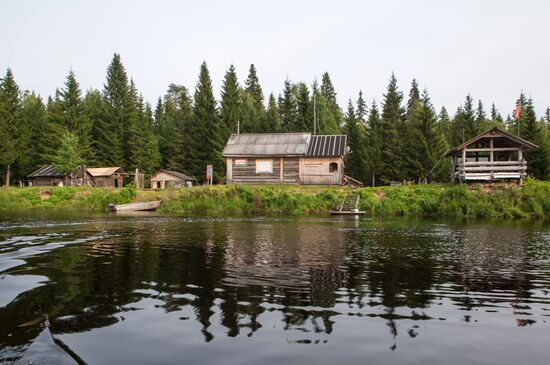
[{"xmin": 515, "ymin": 103, "xmax": 521, "ymax": 120}]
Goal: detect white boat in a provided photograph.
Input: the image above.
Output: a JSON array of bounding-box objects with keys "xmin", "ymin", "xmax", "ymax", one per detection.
[{"xmin": 108, "ymin": 200, "xmax": 162, "ymax": 212}]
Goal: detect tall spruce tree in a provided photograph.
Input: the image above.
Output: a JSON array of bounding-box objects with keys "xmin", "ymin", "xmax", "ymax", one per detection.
[
  {"xmin": 450, "ymin": 94, "xmax": 478, "ymax": 146},
  {"xmin": 0, "ymin": 68, "xmax": 27, "ymax": 185},
  {"xmin": 278, "ymin": 79, "xmax": 298, "ymax": 132},
  {"xmin": 20, "ymin": 93, "xmax": 49, "ymax": 175},
  {"xmin": 219, "ymin": 64, "xmax": 241, "ymax": 138},
  {"xmin": 264, "ymin": 93, "xmax": 281, "ymax": 132},
  {"xmin": 57, "ymin": 71, "xmax": 94, "ymax": 164},
  {"xmin": 356, "ymin": 90, "xmax": 367, "ymax": 125},
  {"xmin": 475, "ymin": 99, "xmax": 487, "ymax": 128},
  {"xmin": 244, "ymin": 64, "xmax": 265, "ymax": 129},
  {"xmin": 189, "ymin": 62, "xmax": 223, "ymax": 181},
  {"xmin": 380, "ymin": 73, "xmax": 405, "ymax": 182},
  {"xmin": 294, "ymin": 82, "xmax": 312, "ymax": 132},
  {"xmin": 519, "ymin": 97, "xmax": 549, "ymax": 179},
  {"xmin": 320, "ymin": 72, "xmax": 342, "ymax": 127},
  {"xmin": 343, "ymin": 99, "xmax": 365, "ymax": 181},
  {"xmin": 404, "ymin": 89, "xmax": 448, "ymax": 182},
  {"xmin": 366, "ymin": 100, "xmax": 384, "ymax": 186},
  {"xmin": 406, "ymin": 79, "xmax": 420, "ymax": 118},
  {"xmin": 490, "ymin": 103, "xmax": 504, "ymax": 127},
  {"xmin": 160, "ymin": 84, "xmax": 193, "ymax": 171},
  {"xmin": 84, "ymin": 90, "xmax": 112, "ymax": 166},
  {"xmin": 102, "ymin": 53, "xmax": 131, "ymax": 167}
]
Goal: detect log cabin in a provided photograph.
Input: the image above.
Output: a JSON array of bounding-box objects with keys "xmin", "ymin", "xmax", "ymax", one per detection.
[
  {"xmin": 27, "ymin": 165, "xmax": 95, "ymax": 187},
  {"xmin": 222, "ymin": 133, "xmax": 349, "ymax": 185},
  {"xmin": 150, "ymin": 170, "xmax": 195, "ymax": 188},
  {"xmin": 87, "ymin": 167, "xmax": 127, "ymax": 188},
  {"xmin": 448, "ymin": 127, "xmax": 539, "ymax": 184}
]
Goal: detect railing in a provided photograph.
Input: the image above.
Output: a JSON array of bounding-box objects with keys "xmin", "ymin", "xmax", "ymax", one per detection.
[{"xmin": 342, "ymin": 175, "xmax": 363, "ymax": 187}]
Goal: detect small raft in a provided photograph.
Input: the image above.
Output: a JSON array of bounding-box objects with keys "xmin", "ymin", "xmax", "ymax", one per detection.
[{"xmin": 108, "ymin": 200, "xmax": 162, "ymax": 212}]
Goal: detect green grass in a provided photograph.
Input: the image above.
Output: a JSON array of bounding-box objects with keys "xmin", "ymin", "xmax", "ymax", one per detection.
[{"xmin": 1, "ymin": 179, "xmax": 549, "ymax": 220}]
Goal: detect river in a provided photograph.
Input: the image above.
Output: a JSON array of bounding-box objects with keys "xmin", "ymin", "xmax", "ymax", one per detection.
[{"xmin": 0, "ymin": 213, "xmax": 549, "ymax": 364}]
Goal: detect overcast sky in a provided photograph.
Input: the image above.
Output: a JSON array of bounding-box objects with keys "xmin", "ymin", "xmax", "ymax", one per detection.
[{"xmin": 1, "ymin": 0, "xmax": 549, "ymax": 117}]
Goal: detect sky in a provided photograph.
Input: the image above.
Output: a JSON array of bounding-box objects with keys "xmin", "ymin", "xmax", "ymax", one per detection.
[{"xmin": 1, "ymin": 0, "xmax": 549, "ymax": 117}]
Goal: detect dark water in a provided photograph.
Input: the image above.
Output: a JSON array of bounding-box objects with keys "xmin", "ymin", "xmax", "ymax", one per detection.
[{"xmin": 0, "ymin": 213, "xmax": 549, "ymax": 365}]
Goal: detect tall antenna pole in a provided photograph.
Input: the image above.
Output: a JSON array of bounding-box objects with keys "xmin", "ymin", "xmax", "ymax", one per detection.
[{"xmin": 237, "ymin": 120, "xmax": 240, "ymax": 135}]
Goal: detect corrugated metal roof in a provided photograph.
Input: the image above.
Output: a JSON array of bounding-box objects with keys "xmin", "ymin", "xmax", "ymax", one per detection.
[
  {"xmin": 87, "ymin": 167, "xmax": 127, "ymax": 177},
  {"xmin": 28, "ymin": 165, "xmax": 65, "ymax": 178},
  {"xmin": 222, "ymin": 133, "xmax": 311, "ymax": 156},
  {"xmin": 306, "ymin": 135, "xmax": 347, "ymax": 157}
]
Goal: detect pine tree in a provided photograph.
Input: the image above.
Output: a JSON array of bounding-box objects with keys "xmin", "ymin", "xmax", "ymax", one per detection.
[
  {"xmin": 294, "ymin": 82, "xmax": 311, "ymax": 132},
  {"xmin": 366, "ymin": 100, "xmax": 384, "ymax": 186},
  {"xmin": 52, "ymin": 131, "xmax": 84, "ymax": 173},
  {"xmin": 102, "ymin": 53, "xmax": 131, "ymax": 167},
  {"xmin": 343, "ymin": 99, "xmax": 365, "ymax": 181},
  {"xmin": 450, "ymin": 94, "xmax": 479, "ymax": 146},
  {"xmin": 158, "ymin": 84, "xmax": 193, "ymax": 171},
  {"xmin": 128, "ymin": 99, "xmax": 160, "ymax": 175},
  {"xmin": 356, "ymin": 90, "xmax": 367, "ymax": 125},
  {"xmin": 189, "ymin": 62, "xmax": 223, "ymax": 181},
  {"xmin": 20, "ymin": 92, "xmax": 48, "ymax": 175},
  {"xmin": 219, "ymin": 64, "xmax": 241, "ymax": 139},
  {"xmin": 84, "ymin": 89, "xmax": 112, "ymax": 166},
  {"xmin": 278, "ymin": 79, "xmax": 298, "ymax": 132},
  {"xmin": 380, "ymin": 73, "xmax": 405, "ymax": 182},
  {"xmin": 0, "ymin": 68, "xmax": 27, "ymax": 185},
  {"xmin": 406, "ymin": 79, "xmax": 420, "ymax": 118},
  {"xmin": 490, "ymin": 103, "xmax": 504, "ymax": 127},
  {"xmin": 264, "ymin": 93, "xmax": 281, "ymax": 132},
  {"xmin": 438, "ymin": 106, "xmax": 452, "ymax": 145},
  {"xmin": 520, "ymin": 97, "xmax": 549, "ymax": 179},
  {"xmin": 320, "ymin": 72, "xmax": 342, "ymax": 127},
  {"xmin": 475, "ymin": 99, "xmax": 487, "ymax": 129},
  {"xmin": 403, "ymin": 89, "xmax": 448, "ymax": 182},
  {"xmin": 239, "ymin": 89, "xmax": 258, "ymax": 133},
  {"xmin": 244, "ymin": 64, "xmax": 265, "ymax": 130}
]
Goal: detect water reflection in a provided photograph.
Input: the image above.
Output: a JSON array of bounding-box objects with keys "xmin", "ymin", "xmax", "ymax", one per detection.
[{"xmin": 0, "ymin": 216, "xmax": 549, "ymax": 364}]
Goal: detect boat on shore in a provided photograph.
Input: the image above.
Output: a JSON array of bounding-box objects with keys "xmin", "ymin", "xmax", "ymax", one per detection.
[{"xmin": 108, "ymin": 200, "xmax": 162, "ymax": 212}]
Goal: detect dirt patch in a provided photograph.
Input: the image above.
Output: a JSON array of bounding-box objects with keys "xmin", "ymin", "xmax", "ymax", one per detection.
[
  {"xmin": 39, "ymin": 190, "xmax": 52, "ymax": 200},
  {"xmin": 374, "ymin": 190, "xmax": 386, "ymax": 200}
]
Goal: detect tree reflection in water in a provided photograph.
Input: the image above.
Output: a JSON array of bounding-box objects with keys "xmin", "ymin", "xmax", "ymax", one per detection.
[{"xmin": 0, "ymin": 216, "xmax": 549, "ymax": 363}]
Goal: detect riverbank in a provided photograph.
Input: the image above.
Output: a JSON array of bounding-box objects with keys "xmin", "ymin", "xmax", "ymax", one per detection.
[{"xmin": 0, "ymin": 179, "xmax": 549, "ymax": 219}]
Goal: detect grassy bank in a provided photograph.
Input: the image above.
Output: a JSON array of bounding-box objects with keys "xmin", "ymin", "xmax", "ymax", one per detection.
[{"xmin": 0, "ymin": 179, "xmax": 549, "ymax": 219}]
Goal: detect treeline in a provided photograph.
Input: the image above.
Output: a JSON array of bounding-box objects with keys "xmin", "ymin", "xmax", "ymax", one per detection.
[{"xmin": 0, "ymin": 54, "xmax": 549, "ymax": 186}]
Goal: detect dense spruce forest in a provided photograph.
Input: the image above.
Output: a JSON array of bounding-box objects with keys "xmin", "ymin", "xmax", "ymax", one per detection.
[{"xmin": 0, "ymin": 53, "xmax": 549, "ymax": 186}]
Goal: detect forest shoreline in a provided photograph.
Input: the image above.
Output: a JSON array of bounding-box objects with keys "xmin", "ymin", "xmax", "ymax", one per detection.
[{"xmin": 0, "ymin": 180, "xmax": 549, "ymax": 220}]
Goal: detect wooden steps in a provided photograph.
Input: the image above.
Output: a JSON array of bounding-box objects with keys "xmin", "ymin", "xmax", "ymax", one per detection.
[{"xmin": 330, "ymin": 192, "xmax": 366, "ymax": 216}]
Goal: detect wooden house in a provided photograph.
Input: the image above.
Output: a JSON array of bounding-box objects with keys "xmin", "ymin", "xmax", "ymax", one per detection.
[
  {"xmin": 448, "ymin": 127, "xmax": 539, "ymax": 184},
  {"xmin": 222, "ymin": 133, "xmax": 348, "ymax": 185},
  {"xmin": 27, "ymin": 165, "xmax": 95, "ymax": 187},
  {"xmin": 150, "ymin": 170, "xmax": 195, "ymax": 188},
  {"xmin": 87, "ymin": 167, "xmax": 128, "ymax": 188}
]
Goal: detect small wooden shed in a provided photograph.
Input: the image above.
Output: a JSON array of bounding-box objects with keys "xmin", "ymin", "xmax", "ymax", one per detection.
[
  {"xmin": 448, "ymin": 127, "xmax": 539, "ymax": 184},
  {"xmin": 87, "ymin": 167, "xmax": 128, "ymax": 188},
  {"xmin": 222, "ymin": 133, "xmax": 348, "ymax": 185},
  {"xmin": 150, "ymin": 170, "xmax": 195, "ymax": 189},
  {"xmin": 27, "ymin": 165, "xmax": 95, "ymax": 187}
]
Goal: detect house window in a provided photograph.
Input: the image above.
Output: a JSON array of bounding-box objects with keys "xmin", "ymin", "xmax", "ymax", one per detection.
[
  {"xmin": 256, "ymin": 159, "xmax": 273, "ymax": 174},
  {"xmin": 329, "ymin": 162, "xmax": 338, "ymax": 173}
]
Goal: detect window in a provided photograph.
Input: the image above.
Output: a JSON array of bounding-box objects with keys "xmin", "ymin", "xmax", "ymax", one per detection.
[
  {"xmin": 256, "ymin": 159, "xmax": 273, "ymax": 174},
  {"xmin": 329, "ymin": 162, "xmax": 338, "ymax": 173}
]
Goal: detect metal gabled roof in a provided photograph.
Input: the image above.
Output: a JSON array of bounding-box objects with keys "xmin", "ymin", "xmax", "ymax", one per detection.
[
  {"xmin": 28, "ymin": 165, "xmax": 65, "ymax": 178},
  {"xmin": 222, "ymin": 133, "xmax": 311, "ymax": 156},
  {"xmin": 306, "ymin": 135, "xmax": 348, "ymax": 157}
]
